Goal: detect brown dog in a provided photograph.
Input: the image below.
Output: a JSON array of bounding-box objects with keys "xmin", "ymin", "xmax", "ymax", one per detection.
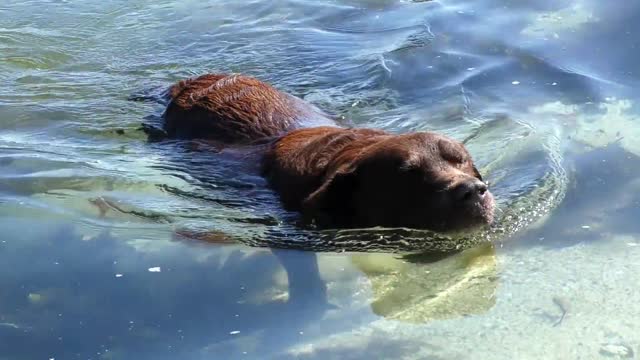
[{"xmin": 164, "ymin": 73, "xmax": 494, "ymax": 232}]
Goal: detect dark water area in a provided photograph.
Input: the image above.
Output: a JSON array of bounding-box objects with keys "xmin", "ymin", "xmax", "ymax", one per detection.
[{"xmin": 1, "ymin": 0, "xmax": 640, "ymax": 359}]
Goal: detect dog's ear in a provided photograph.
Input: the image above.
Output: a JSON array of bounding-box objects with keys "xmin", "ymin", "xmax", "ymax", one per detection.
[{"xmin": 302, "ymin": 164, "xmax": 359, "ymax": 226}]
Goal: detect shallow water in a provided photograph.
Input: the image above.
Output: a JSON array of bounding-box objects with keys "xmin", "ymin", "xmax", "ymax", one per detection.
[{"xmin": 1, "ymin": 0, "xmax": 640, "ymax": 359}]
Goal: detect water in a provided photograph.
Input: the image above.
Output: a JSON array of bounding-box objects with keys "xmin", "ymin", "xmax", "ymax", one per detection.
[{"xmin": 1, "ymin": 0, "xmax": 639, "ymax": 359}]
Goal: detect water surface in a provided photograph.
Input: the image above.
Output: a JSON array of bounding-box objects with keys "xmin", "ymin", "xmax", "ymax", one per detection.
[{"xmin": 1, "ymin": 0, "xmax": 640, "ymax": 359}]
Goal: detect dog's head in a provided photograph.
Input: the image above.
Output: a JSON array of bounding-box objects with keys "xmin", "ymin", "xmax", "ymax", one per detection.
[{"xmin": 303, "ymin": 132, "xmax": 494, "ymax": 232}]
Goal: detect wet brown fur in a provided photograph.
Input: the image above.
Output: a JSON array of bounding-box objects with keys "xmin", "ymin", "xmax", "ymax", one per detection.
[
  {"xmin": 164, "ymin": 74, "xmax": 331, "ymax": 142},
  {"xmin": 163, "ymin": 73, "xmax": 494, "ymax": 231}
]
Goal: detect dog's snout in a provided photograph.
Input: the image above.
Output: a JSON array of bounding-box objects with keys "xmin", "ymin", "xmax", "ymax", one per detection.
[{"xmin": 453, "ymin": 178, "xmax": 488, "ymax": 202}]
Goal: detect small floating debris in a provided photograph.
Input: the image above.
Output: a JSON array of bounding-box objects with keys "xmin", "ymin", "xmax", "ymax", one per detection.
[
  {"xmin": 28, "ymin": 293, "xmax": 44, "ymax": 304},
  {"xmin": 148, "ymin": 267, "xmax": 161, "ymax": 273},
  {"xmin": 466, "ymin": 67, "xmax": 475, "ymax": 71},
  {"xmin": 581, "ymin": 225, "xmax": 591, "ymax": 230},
  {"xmin": 115, "ymin": 274, "xmax": 124, "ymax": 278},
  {"xmin": 511, "ymin": 80, "xmax": 521, "ymax": 85},
  {"xmin": 552, "ymin": 82, "xmax": 558, "ymax": 86},
  {"xmin": 229, "ymin": 330, "xmax": 241, "ymax": 335}
]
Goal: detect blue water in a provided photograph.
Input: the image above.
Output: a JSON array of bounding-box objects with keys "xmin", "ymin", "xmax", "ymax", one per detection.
[{"xmin": 1, "ymin": 1, "xmax": 640, "ymax": 359}]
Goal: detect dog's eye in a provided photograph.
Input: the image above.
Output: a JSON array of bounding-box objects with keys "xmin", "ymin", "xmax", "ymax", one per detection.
[
  {"xmin": 399, "ymin": 162, "xmax": 418, "ymax": 173},
  {"xmin": 437, "ymin": 139, "xmax": 466, "ymax": 164},
  {"xmin": 443, "ymin": 152, "xmax": 464, "ymax": 164},
  {"xmin": 473, "ymin": 165, "xmax": 483, "ymax": 181}
]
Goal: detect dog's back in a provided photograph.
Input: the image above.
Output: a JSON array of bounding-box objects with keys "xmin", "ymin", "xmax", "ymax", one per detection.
[{"xmin": 163, "ymin": 73, "xmax": 335, "ymax": 143}]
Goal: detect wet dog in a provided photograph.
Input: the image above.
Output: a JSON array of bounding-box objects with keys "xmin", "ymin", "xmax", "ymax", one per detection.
[{"xmin": 162, "ymin": 73, "xmax": 494, "ymax": 232}]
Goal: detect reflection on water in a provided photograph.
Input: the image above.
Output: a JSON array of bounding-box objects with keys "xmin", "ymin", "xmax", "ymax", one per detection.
[
  {"xmin": 0, "ymin": 219, "xmax": 333, "ymax": 359},
  {"xmin": 2, "ymin": 0, "xmax": 640, "ymax": 358}
]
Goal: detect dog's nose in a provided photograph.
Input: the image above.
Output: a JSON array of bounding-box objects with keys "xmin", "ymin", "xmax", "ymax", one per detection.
[{"xmin": 452, "ymin": 178, "xmax": 488, "ymax": 203}]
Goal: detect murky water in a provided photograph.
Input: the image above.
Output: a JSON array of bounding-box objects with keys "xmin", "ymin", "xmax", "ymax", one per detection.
[{"xmin": 1, "ymin": 1, "xmax": 639, "ymax": 359}]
